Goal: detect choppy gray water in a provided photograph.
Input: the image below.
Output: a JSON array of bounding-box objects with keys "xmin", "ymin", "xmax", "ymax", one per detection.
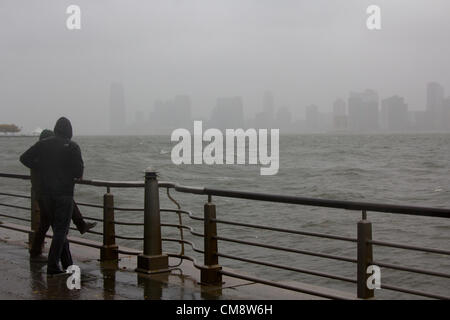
[{"xmin": 1, "ymin": 134, "xmax": 449, "ymax": 299}]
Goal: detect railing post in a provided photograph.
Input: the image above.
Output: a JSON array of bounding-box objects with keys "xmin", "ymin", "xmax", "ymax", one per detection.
[
  {"xmin": 100, "ymin": 191, "xmax": 118, "ymax": 261},
  {"xmin": 357, "ymin": 210, "xmax": 374, "ymax": 299},
  {"xmin": 29, "ymin": 186, "xmax": 40, "ymax": 249},
  {"xmin": 136, "ymin": 168, "xmax": 169, "ymax": 274},
  {"xmin": 201, "ymin": 197, "xmax": 222, "ymax": 285}
]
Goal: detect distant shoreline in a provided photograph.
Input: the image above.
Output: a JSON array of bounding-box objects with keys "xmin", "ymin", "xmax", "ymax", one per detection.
[
  {"xmin": 1, "ymin": 132, "xmax": 450, "ymax": 138},
  {"xmin": 0, "ymin": 135, "xmax": 38, "ymax": 138}
]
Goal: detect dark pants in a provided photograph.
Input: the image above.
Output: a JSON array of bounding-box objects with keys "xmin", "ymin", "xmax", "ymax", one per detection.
[
  {"xmin": 30, "ymin": 200, "xmax": 86, "ymax": 257},
  {"xmin": 38, "ymin": 195, "xmax": 74, "ymax": 272}
]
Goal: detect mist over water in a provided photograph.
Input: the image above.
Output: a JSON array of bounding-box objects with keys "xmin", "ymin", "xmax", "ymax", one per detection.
[
  {"xmin": 1, "ymin": 134, "xmax": 449, "ymax": 299},
  {"xmin": 2, "ymin": 1, "xmax": 450, "ymax": 134}
]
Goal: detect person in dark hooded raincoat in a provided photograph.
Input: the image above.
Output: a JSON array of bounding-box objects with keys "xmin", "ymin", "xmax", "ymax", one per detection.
[
  {"xmin": 26, "ymin": 129, "xmax": 96, "ymax": 263},
  {"xmin": 20, "ymin": 117, "xmax": 84, "ymax": 276}
]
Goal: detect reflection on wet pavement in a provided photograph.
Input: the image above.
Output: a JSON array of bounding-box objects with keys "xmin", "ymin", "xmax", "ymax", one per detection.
[
  {"xmin": 0, "ymin": 226, "xmax": 332, "ymax": 300},
  {"xmin": 0, "ymin": 238, "xmax": 217, "ymax": 300}
]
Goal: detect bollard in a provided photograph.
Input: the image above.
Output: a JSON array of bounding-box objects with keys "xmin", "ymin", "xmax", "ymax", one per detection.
[
  {"xmin": 100, "ymin": 192, "xmax": 118, "ymax": 261},
  {"xmin": 357, "ymin": 211, "xmax": 375, "ymax": 299},
  {"xmin": 136, "ymin": 168, "xmax": 169, "ymax": 274},
  {"xmin": 201, "ymin": 198, "xmax": 222, "ymax": 285}
]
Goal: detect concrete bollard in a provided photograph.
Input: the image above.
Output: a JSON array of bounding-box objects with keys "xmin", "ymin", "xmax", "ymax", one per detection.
[
  {"xmin": 201, "ymin": 198, "xmax": 222, "ymax": 285},
  {"xmin": 100, "ymin": 192, "xmax": 118, "ymax": 261},
  {"xmin": 357, "ymin": 210, "xmax": 375, "ymax": 299},
  {"xmin": 136, "ymin": 168, "xmax": 169, "ymax": 274}
]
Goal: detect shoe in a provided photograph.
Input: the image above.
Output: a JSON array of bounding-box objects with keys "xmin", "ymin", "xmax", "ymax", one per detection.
[
  {"xmin": 80, "ymin": 222, "xmax": 97, "ymax": 234},
  {"xmin": 30, "ymin": 254, "xmax": 48, "ymax": 263}
]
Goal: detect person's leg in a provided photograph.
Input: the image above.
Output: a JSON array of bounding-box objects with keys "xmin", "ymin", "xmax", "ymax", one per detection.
[
  {"xmin": 71, "ymin": 200, "xmax": 85, "ymax": 231},
  {"xmin": 59, "ymin": 197, "xmax": 73, "ymax": 270},
  {"xmin": 60, "ymin": 238, "xmax": 73, "ymax": 270},
  {"xmin": 47, "ymin": 196, "xmax": 73, "ymax": 274},
  {"xmin": 71, "ymin": 200, "xmax": 97, "ymax": 234},
  {"xmin": 30, "ymin": 198, "xmax": 51, "ymax": 258}
]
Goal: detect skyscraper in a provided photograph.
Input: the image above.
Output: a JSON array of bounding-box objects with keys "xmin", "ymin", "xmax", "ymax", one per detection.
[
  {"xmin": 275, "ymin": 106, "xmax": 293, "ymax": 132},
  {"xmin": 255, "ymin": 91, "xmax": 275, "ymax": 129},
  {"xmin": 173, "ymin": 95, "xmax": 192, "ymax": 128},
  {"xmin": 381, "ymin": 95, "xmax": 409, "ymax": 132},
  {"xmin": 109, "ymin": 82, "xmax": 126, "ymax": 134},
  {"xmin": 149, "ymin": 95, "xmax": 192, "ymax": 133},
  {"xmin": 263, "ymin": 91, "xmax": 275, "ymax": 120},
  {"xmin": 305, "ymin": 104, "xmax": 319, "ymax": 132},
  {"xmin": 332, "ymin": 98, "xmax": 347, "ymax": 131},
  {"xmin": 348, "ymin": 89, "xmax": 379, "ymax": 132},
  {"xmin": 426, "ymin": 82, "xmax": 445, "ymax": 130},
  {"xmin": 443, "ymin": 96, "xmax": 450, "ymax": 131},
  {"xmin": 210, "ymin": 97, "xmax": 244, "ymax": 129}
]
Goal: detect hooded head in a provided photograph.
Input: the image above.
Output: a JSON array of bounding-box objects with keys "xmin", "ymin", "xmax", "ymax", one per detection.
[
  {"xmin": 54, "ymin": 117, "xmax": 73, "ymax": 140},
  {"xmin": 39, "ymin": 129, "xmax": 54, "ymax": 141}
]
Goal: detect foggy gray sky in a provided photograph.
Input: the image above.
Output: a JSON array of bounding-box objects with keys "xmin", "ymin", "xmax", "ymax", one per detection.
[{"xmin": 1, "ymin": 0, "xmax": 450, "ymax": 134}]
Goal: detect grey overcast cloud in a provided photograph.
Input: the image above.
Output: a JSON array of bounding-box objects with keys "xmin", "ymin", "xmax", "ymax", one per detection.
[{"xmin": 1, "ymin": 0, "xmax": 449, "ymax": 134}]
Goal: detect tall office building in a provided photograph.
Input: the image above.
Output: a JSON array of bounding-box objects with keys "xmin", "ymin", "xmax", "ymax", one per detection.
[
  {"xmin": 332, "ymin": 98, "xmax": 347, "ymax": 131},
  {"xmin": 427, "ymin": 82, "xmax": 444, "ymax": 113},
  {"xmin": 275, "ymin": 106, "xmax": 293, "ymax": 132},
  {"xmin": 255, "ymin": 91, "xmax": 275, "ymax": 128},
  {"xmin": 426, "ymin": 82, "xmax": 445, "ymax": 130},
  {"xmin": 348, "ymin": 89, "xmax": 379, "ymax": 132},
  {"xmin": 381, "ymin": 95, "xmax": 409, "ymax": 132},
  {"xmin": 109, "ymin": 82, "xmax": 126, "ymax": 134},
  {"xmin": 210, "ymin": 96, "xmax": 244, "ymax": 129},
  {"xmin": 173, "ymin": 95, "xmax": 192, "ymax": 128},
  {"xmin": 443, "ymin": 97, "xmax": 450, "ymax": 131},
  {"xmin": 135, "ymin": 110, "xmax": 145, "ymax": 124},
  {"xmin": 305, "ymin": 104, "xmax": 319, "ymax": 132},
  {"xmin": 149, "ymin": 95, "xmax": 192, "ymax": 133},
  {"xmin": 263, "ymin": 91, "xmax": 275, "ymax": 120}
]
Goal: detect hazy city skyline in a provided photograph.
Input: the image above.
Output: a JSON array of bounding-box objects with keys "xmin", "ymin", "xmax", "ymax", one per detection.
[
  {"xmin": 110, "ymin": 81, "xmax": 450, "ymax": 135},
  {"xmin": 1, "ymin": 1, "xmax": 450, "ymax": 134}
]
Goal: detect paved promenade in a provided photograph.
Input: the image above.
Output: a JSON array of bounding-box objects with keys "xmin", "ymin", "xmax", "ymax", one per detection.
[{"xmin": 0, "ymin": 222, "xmax": 355, "ymax": 300}]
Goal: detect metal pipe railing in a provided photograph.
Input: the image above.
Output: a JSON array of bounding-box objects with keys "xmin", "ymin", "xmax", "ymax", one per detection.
[
  {"xmin": 213, "ymin": 217, "xmax": 357, "ymax": 242},
  {"xmin": 0, "ymin": 203, "xmax": 30, "ymax": 211},
  {"xmin": 368, "ymin": 239, "xmax": 450, "ymax": 255},
  {"xmin": 219, "ymin": 269, "xmax": 353, "ymax": 300},
  {"xmin": 3, "ymin": 172, "xmax": 448, "ymax": 218},
  {"xmin": 0, "ymin": 192, "xmax": 30, "ymax": 199},
  {"xmin": 1, "ymin": 171, "xmax": 449, "ymax": 300},
  {"xmin": 215, "ymin": 235, "xmax": 357, "ymax": 263},
  {"xmin": 380, "ymin": 283, "xmax": 449, "ymax": 300},
  {"xmin": 199, "ymin": 188, "xmax": 450, "ymax": 218},
  {"xmin": 0, "ymin": 213, "xmax": 31, "ymax": 222},
  {"xmin": 217, "ymin": 252, "xmax": 357, "ymax": 284},
  {"xmin": 371, "ymin": 261, "xmax": 450, "ymax": 278}
]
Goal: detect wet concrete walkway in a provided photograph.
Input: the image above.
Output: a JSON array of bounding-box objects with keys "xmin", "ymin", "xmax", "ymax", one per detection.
[{"xmin": 0, "ymin": 222, "xmax": 355, "ymax": 300}]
